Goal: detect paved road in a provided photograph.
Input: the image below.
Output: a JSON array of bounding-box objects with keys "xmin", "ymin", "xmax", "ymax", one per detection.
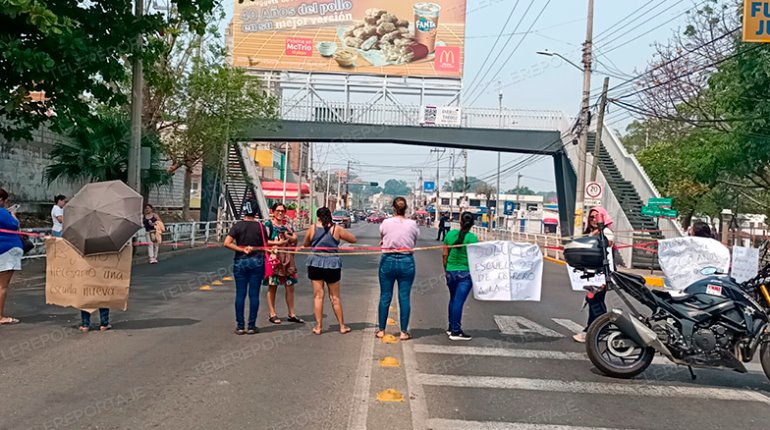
[{"xmin": 1, "ymin": 223, "xmax": 770, "ymax": 429}]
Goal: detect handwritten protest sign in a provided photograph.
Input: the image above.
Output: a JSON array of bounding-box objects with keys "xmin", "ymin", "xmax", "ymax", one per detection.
[
  {"xmin": 45, "ymin": 238, "xmax": 133, "ymax": 311},
  {"xmin": 731, "ymin": 246, "xmax": 760, "ymax": 283},
  {"xmin": 658, "ymin": 237, "xmax": 731, "ymax": 290},
  {"xmin": 567, "ymin": 249, "xmax": 614, "ymax": 292},
  {"xmin": 467, "ymin": 241, "xmax": 543, "ymax": 301}
]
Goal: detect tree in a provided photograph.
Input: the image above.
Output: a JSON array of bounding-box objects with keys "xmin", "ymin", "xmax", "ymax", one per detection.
[
  {"xmin": 442, "ymin": 176, "xmax": 485, "ymax": 192},
  {"xmin": 44, "ymin": 112, "xmax": 170, "ymax": 199},
  {"xmin": 0, "ymin": 0, "xmax": 217, "ymax": 141},
  {"xmin": 505, "ymin": 186, "xmax": 535, "ymax": 195},
  {"xmin": 474, "ymin": 182, "xmax": 497, "ymax": 202},
  {"xmin": 382, "ymin": 179, "xmax": 411, "ymax": 196}
]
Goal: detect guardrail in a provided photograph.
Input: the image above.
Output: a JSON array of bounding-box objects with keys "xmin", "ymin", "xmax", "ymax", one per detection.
[{"xmin": 21, "ymin": 220, "xmax": 240, "ymax": 260}]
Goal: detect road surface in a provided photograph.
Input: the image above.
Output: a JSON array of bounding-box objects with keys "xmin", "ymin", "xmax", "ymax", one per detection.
[{"xmin": 1, "ymin": 223, "xmax": 769, "ymax": 429}]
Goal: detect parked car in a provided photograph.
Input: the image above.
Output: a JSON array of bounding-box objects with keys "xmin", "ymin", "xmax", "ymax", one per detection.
[
  {"xmin": 367, "ymin": 213, "xmax": 386, "ymax": 224},
  {"xmin": 332, "ymin": 210, "xmax": 352, "ymax": 228}
]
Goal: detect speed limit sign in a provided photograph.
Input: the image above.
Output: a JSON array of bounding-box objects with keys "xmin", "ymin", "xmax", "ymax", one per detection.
[{"xmin": 585, "ymin": 182, "xmax": 603, "ymax": 199}]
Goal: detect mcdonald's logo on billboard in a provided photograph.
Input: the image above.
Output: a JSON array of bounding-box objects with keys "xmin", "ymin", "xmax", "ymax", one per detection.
[{"xmin": 435, "ymin": 46, "xmax": 460, "ymax": 73}]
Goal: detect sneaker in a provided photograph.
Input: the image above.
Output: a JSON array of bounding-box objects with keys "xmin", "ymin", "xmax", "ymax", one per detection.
[
  {"xmin": 445, "ymin": 327, "xmax": 451, "ymax": 336},
  {"xmin": 449, "ymin": 331, "xmax": 472, "ymax": 341},
  {"xmin": 235, "ymin": 328, "xmax": 246, "ymax": 335},
  {"xmin": 573, "ymin": 332, "xmax": 587, "ymax": 343},
  {"xmin": 246, "ymin": 327, "xmax": 259, "ymax": 335}
]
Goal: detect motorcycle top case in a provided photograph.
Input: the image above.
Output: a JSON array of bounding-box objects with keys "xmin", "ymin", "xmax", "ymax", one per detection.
[{"xmin": 564, "ymin": 236, "xmax": 608, "ymax": 270}]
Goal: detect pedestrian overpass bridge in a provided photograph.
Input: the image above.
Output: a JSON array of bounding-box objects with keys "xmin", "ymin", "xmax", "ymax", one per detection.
[{"xmin": 219, "ymin": 99, "xmax": 682, "ymax": 269}]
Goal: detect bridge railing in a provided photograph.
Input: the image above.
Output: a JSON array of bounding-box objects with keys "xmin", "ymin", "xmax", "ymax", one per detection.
[{"xmin": 280, "ymin": 100, "xmax": 564, "ymax": 131}]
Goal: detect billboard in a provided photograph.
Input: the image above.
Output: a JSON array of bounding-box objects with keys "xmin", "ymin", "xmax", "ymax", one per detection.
[{"xmin": 231, "ymin": 1, "xmax": 467, "ymax": 78}]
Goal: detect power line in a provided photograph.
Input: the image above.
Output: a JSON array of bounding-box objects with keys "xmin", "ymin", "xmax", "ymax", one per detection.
[
  {"xmin": 592, "ymin": 0, "xmax": 659, "ymax": 41},
  {"xmin": 593, "ymin": 0, "xmax": 678, "ymax": 45},
  {"xmin": 467, "ymin": 0, "xmax": 554, "ymax": 105}
]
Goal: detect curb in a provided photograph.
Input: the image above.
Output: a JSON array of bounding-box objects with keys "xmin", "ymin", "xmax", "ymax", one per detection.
[{"xmin": 543, "ymin": 255, "xmax": 666, "ymax": 289}]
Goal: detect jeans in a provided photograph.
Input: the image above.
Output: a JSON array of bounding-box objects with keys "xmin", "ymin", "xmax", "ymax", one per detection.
[
  {"xmin": 234, "ymin": 257, "xmax": 265, "ymax": 329},
  {"xmin": 81, "ymin": 309, "xmax": 110, "ymax": 327},
  {"xmin": 437, "ymin": 227, "xmax": 447, "ymax": 241},
  {"xmin": 446, "ymin": 271, "xmax": 473, "ymax": 334},
  {"xmin": 585, "ymin": 289, "xmax": 607, "ymax": 331},
  {"xmin": 52, "ymin": 230, "xmax": 62, "ymax": 237},
  {"xmin": 378, "ymin": 254, "xmax": 416, "ymax": 332}
]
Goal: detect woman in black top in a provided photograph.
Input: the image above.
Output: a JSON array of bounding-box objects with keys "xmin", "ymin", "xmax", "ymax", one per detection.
[{"xmin": 224, "ymin": 201, "xmax": 286, "ymax": 335}]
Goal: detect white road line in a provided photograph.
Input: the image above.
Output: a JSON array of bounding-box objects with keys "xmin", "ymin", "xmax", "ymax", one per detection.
[
  {"xmin": 412, "ymin": 344, "xmax": 764, "ymax": 373},
  {"xmin": 551, "ymin": 318, "xmax": 585, "ymax": 334},
  {"xmin": 415, "ymin": 374, "xmax": 770, "ymax": 405},
  {"xmin": 403, "ymin": 341, "xmax": 428, "ymax": 430},
  {"xmin": 346, "ymin": 286, "xmax": 378, "ymax": 430},
  {"xmin": 494, "ymin": 315, "xmax": 564, "ymax": 338},
  {"xmin": 427, "ymin": 419, "xmax": 637, "ymax": 430}
]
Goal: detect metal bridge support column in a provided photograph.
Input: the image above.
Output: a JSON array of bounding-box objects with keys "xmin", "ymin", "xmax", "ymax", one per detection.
[{"xmin": 553, "ymin": 151, "xmax": 577, "ymax": 238}]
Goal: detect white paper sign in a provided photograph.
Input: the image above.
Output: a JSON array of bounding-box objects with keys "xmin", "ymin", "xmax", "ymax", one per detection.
[
  {"xmin": 419, "ymin": 105, "xmax": 462, "ymax": 127},
  {"xmin": 658, "ymin": 237, "xmax": 731, "ymax": 290},
  {"xmin": 566, "ymin": 249, "xmax": 614, "ymax": 291},
  {"xmin": 731, "ymin": 246, "xmax": 760, "ymax": 283},
  {"xmin": 467, "ymin": 241, "xmax": 543, "ymax": 301}
]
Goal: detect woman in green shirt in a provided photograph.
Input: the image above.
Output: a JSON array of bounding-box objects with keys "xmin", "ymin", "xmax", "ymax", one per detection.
[{"xmin": 442, "ymin": 212, "xmax": 478, "ymax": 341}]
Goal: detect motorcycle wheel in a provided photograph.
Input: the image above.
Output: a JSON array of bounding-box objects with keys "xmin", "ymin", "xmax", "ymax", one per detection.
[
  {"xmin": 586, "ymin": 313, "xmax": 655, "ymax": 379},
  {"xmin": 760, "ymin": 342, "xmax": 770, "ymax": 382}
]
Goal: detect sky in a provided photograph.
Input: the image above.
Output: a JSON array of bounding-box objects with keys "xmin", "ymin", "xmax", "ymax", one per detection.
[{"xmin": 220, "ymin": 0, "xmax": 700, "ymax": 193}]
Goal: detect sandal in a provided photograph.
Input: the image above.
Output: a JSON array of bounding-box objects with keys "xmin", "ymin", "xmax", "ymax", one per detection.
[
  {"xmin": 269, "ymin": 315, "xmax": 282, "ymax": 325},
  {"xmin": 375, "ymin": 330, "xmax": 385, "ymax": 339},
  {"xmin": 286, "ymin": 315, "xmax": 305, "ymax": 324},
  {"xmin": 312, "ymin": 326, "xmax": 322, "ymax": 335},
  {"xmin": 340, "ymin": 326, "xmax": 352, "ymax": 334},
  {"xmin": 0, "ymin": 317, "xmax": 20, "ymax": 325},
  {"xmin": 78, "ymin": 325, "xmax": 90, "ymax": 333},
  {"xmin": 99, "ymin": 324, "xmax": 112, "ymax": 331},
  {"xmin": 399, "ymin": 332, "xmax": 413, "ymax": 341}
]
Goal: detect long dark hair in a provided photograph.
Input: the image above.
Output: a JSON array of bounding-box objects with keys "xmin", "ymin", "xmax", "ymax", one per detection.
[
  {"xmin": 317, "ymin": 207, "xmax": 333, "ymax": 230},
  {"xmin": 393, "ymin": 197, "xmax": 407, "ymax": 216},
  {"xmin": 454, "ymin": 212, "xmax": 475, "ymax": 246}
]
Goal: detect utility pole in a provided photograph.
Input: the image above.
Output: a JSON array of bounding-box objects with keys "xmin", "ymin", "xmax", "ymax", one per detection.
[
  {"xmin": 127, "ymin": 0, "xmax": 144, "ymax": 192},
  {"xmin": 494, "ymin": 81, "xmax": 503, "ymax": 231},
  {"xmin": 325, "ymin": 169, "xmax": 331, "ymax": 208},
  {"xmin": 515, "ymin": 173, "xmax": 522, "ymax": 232},
  {"xmin": 450, "ymin": 150, "xmax": 455, "ymax": 221},
  {"xmin": 297, "ymin": 142, "xmax": 304, "ymax": 208},
  {"xmin": 430, "ymin": 148, "xmax": 445, "ymax": 225},
  {"xmin": 412, "ymin": 169, "xmax": 423, "ymax": 207},
  {"xmin": 336, "ymin": 171, "xmax": 342, "ymax": 207},
  {"xmin": 462, "ymin": 150, "xmax": 468, "ymax": 205},
  {"xmin": 574, "ymin": 0, "xmax": 594, "ymax": 237},
  {"xmin": 344, "ymin": 160, "xmax": 351, "ymax": 210},
  {"xmin": 282, "ymin": 142, "xmax": 290, "ymax": 204},
  {"xmin": 590, "ymin": 77, "xmax": 610, "ymax": 182}
]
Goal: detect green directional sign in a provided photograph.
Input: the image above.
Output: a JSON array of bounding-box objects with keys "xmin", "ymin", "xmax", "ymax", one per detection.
[
  {"xmin": 642, "ymin": 205, "xmax": 678, "ymax": 218},
  {"xmin": 648, "ymin": 197, "xmax": 673, "ymax": 207}
]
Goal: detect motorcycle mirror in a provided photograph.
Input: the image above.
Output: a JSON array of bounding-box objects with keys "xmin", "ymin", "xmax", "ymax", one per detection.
[{"xmin": 700, "ymin": 267, "xmax": 718, "ymax": 276}]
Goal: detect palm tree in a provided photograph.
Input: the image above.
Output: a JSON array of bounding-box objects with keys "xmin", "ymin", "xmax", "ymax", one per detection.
[{"xmin": 45, "ymin": 113, "xmax": 170, "ymax": 200}]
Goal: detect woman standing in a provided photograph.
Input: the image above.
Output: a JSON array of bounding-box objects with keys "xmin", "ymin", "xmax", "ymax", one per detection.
[
  {"xmin": 376, "ymin": 197, "xmax": 419, "ymax": 341},
  {"xmin": 51, "ymin": 194, "xmax": 66, "ymax": 237},
  {"xmin": 143, "ymin": 205, "xmax": 164, "ymax": 264},
  {"xmin": 264, "ymin": 203, "xmax": 303, "ymax": 325},
  {"xmin": 303, "ymin": 207, "xmax": 357, "ymax": 335},
  {"xmin": 0, "ymin": 188, "xmax": 22, "ymax": 325},
  {"xmin": 224, "ymin": 203, "xmax": 286, "ymax": 335},
  {"xmin": 442, "ymin": 212, "xmax": 479, "ymax": 341},
  {"xmin": 573, "ymin": 206, "xmax": 614, "ymax": 343}
]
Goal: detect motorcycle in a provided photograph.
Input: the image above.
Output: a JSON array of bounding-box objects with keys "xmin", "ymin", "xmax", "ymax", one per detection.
[{"xmin": 564, "ymin": 226, "xmax": 770, "ymax": 380}]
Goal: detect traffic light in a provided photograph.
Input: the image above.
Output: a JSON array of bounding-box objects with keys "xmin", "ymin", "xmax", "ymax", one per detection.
[{"xmin": 370, "ymin": 182, "xmax": 379, "ymax": 187}]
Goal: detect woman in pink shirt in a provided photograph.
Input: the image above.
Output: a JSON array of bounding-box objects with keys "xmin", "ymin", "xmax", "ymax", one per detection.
[{"xmin": 376, "ymin": 197, "xmax": 420, "ymax": 340}]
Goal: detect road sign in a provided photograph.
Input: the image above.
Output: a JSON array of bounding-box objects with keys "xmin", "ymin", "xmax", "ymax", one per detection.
[
  {"xmin": 585, "ymin": 182, "xmax": 603, "ymax": 199},
  {"xmin": 641, "ymin": 205, "xmax": 678, "ymax": 218},
  {"xmin": 648, "ymin": 197, "xmax": 673, "ymax": 208},
  {"xmin": 743, "ymin": 1, "xmax": 770, "ymax": 42},
  {"xmin": 423, "ymin": 181, "xmax": 435, "ymax": 193},
  {"xmin": 504, "ymin": 201, "xmax": 515, "ymax": 215}
]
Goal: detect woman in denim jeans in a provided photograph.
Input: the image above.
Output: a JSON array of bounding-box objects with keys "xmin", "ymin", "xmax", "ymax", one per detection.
[
  {"xmin": 443, "ymin": 212, "xmax": 478, "ymax": 341},
  {"xmin": 224, "ymin": 201, "xmax": 286, "ymax": 335},
  {"xmin": 376, "ymin": 197, "xmax": 419, "ymax": 341}
]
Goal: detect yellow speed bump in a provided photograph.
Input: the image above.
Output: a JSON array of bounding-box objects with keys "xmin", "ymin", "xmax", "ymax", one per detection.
[
  {"xmin": 212, "ymin": 280, "xmax": 223, "ymax": 286},
  {"xmin": 199, "ymin": 285, "xmax": 213, "ymax": 291},
  {"xmin": 381, "ymin": 334, "xmax": 399, "ymax": 344},
  {"xmin": 223, "ymin": 276, "xmax": 233, "ymax": 281},
  {"xmin": 376, "ymin": 389, "xmax": 405, "ymax": 402},
  {"xmin": 379, "ymin": 357, "xmax": 400, "ymax": 368},
  {"xmin": 386, "ymin": 317, "xmax": 396, "ymax": 326}
]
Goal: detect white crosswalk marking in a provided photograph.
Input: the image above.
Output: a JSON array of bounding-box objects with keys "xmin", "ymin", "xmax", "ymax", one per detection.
[
  {"xmin": 427, "ymin": 419, "xmax": 638, "ymax": 430},
  {"xmin": 551, "ymin": 318, "xmax": 585, "ymax": 334},
  {"xmin": 494, "ymin": 315, "xmax": 564, "ymax": 338},
  {"xmin": 416, "ymin": 374, "xmax": 770, "ymax": 405}
]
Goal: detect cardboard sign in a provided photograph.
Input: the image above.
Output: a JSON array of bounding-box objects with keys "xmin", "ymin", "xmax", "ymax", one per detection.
[
  {"xmin": 467, "ymin": 241, "xmax": 543, "ymax": 301},
  {"xmin": 731, "ymin": 246, "xmax": 760, "ymax": 283},
  {"xmin": 567, "ymin": 249, "xmax": 614, "ymax": 292},
  {"xmin": 45, "ymin": 238, "xmax": 133, "ymax": 311},
  {"xmin": 658, "ymin": 237, "xmax": 731, "ymax": 290}
]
